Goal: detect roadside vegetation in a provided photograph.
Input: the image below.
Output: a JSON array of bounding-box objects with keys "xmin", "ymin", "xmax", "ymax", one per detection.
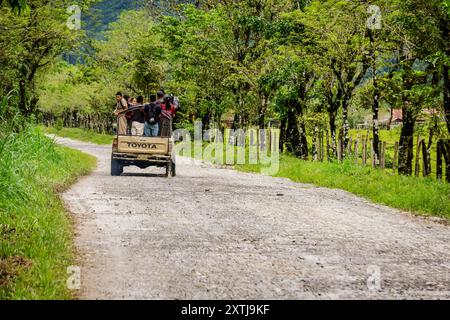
[{"xmin": 0, "ymin": 117, "xmax": 96, "ymax": 299}]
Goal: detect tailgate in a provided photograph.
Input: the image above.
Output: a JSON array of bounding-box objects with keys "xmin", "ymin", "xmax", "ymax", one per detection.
[{"xmin": 117, "ymin": 136, "xmax": 169, "ymax": 155}]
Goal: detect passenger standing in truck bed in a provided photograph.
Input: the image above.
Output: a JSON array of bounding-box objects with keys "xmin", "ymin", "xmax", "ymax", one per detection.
[
  {"xmin": 144, "ymin": 94, "xmax": 161, "ymax": 137},
  {"xmin": 131, "ymin": 96, "xmax": 146, "ymax": 136},
  {"xmin": 114, "ymin": 92, "xmax": 128, "ymax": 135},
  {"xmin": 159, "ymin": 96, "xmax": 176, "ymax": 138}
]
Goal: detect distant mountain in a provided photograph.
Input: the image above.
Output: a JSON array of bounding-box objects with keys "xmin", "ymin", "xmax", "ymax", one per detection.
[
  {"xmin": 82, "ymin": 0, "xmax": 199, "ymax": 39},
  {"xmin": 83, "ymin": 0, "xmax": 142, "ymax": 39}
]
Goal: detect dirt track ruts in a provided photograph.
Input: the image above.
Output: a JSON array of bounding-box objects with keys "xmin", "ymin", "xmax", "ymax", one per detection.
[{"xmin": 53, "ymin": 136, "xmax": 450, "ymax": 300}]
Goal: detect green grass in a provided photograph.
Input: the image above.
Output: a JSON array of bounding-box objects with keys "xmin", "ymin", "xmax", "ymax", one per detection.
[
  {"xmin": 347, "ymin": 128, "xmax": 441, "ymax": 176},
  {"xmin": 0, "ymin": 126, "xmax": 96, "ymax": 299},
  {"xmin": 40, "ymin": 126, "xmax": 114, "ymax": 145},
  {"xmin": 237, "ymin": 154, "xmax": 450, "ymax": 219}
]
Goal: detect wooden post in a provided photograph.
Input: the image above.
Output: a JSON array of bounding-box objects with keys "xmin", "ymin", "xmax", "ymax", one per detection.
[
  {"xmin": 439, "ymin": 140, "xmax": 450, "ymax": 183},
  {"xmin": 393, "ymin": 142, "xmax": 399, "ymax": 172},
  {"xmin": 446, "ymin": 140, "xmax": 450, "ymax": 183},
  {"xmin": 348, "ymin": 136, "xmax": 353, "ymax": 157},
  {"xmin": 437, "ymin": 140, "xmax": 443, "ymax": 180},
  {"xmin": 381, "ymin": 141, "xmax": 386, "ymax": 170},
  {"xmin": 415, "ymin": 138, "xmax": 422, "ymax": 177},
  {"xmin": 326, "ymin": 130, "xmax": 330, "ymax": 162},
  {"xmin": 337, "ymin": 137, "xmax": 342, "ymax": 162},
  {"xmin": 319, "ymin": 131, "xmax": 323, "ymax": 162},
  {"xmin": 422, "ymin": 140, "xmax": 431, "ymax": 177},
  {"xmin": 313, "ymin": 127, "xmax": 318, "ymax": 161},
  {"xmin": 370, "ymin": 139, "xmax": 376, "ymax": 168},
  {"xmin": 354, "ymin": 139, "xmax": 359, "ymax": 165},
  {"xmin": 362, "ymin": 136, "xmax": 367, "ymax": 166}
]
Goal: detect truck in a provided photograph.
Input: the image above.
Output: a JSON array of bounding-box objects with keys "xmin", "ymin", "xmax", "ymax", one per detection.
[{"xmin": 111, "ymin": 106, "xmax": 176, "ymax": 177}]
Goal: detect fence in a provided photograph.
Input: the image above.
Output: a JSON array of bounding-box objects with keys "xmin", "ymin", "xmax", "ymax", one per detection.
[
  {"xmin": 311, "ymin": 130, "xmax": 450, "ymax": 182},
  {"xmin": 41, "ymin": 111, "xmax": 115, "ymax": 134},
  {"xmin": 40, "ymin": 113, "xmax": 450, "ymax": 183}
]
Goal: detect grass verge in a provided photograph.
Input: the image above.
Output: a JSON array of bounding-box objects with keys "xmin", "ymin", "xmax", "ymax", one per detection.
[
  {"xmin": 0, "ymin": 126, "xmax": 96, "ymax": 299},
  {"xmin": 40, "ymin": 126, "xmax": 114, "ymax": 145}
]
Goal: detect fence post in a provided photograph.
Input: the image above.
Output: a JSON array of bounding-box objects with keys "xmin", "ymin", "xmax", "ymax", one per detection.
[
  {"xmin": 348, "ymin": 136, "xmax": 353, "ymax": 158},
  {"xmin": 441, "ymin": 140, "xmax": 450, "ymax": 183},
  {"xmin": 325, "ymin": 130, "xmax": 330, "ymax": 162},
  {"xmin": 362, "ymin": 136, "xmax": 367, "ymax": 166},
  {"xmin": 393, "ymin": 142, "xmax": 399, "ymax": 172},
  {"xmin": 337, "ymin": 137, "xmax": 342, "ymax": 162},
  {"xmin": 437, "ymin": 140, "xmax": 443, "ymax": 181},
  {"xmin": 313, "ymin": 126, "xmax": 318, "ymax": 161},
  {"xmin": 447, "ymin": 140, "xmax": 450, "ymax": 183},
  {"xmin": 381, "ymin": 141, "xmax": 386, "ymax": 170},
  {"xmin": 415, "ymin": 138, "xmax": 422, "ymax": 177},
  {"xmin": 370, "ymin": 139, "xmax": 376, "ymax": 168},
  {"xmin": 319, "ymin": 131, "xmax": 323, "ymax": 162},
  {"xmin": 354, "ymin": 139, "xmax": 359, "ymax": 165}
]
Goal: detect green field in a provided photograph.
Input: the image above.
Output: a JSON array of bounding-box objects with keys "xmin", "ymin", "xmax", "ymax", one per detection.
[
  {"xmin": 0, "ymin": 127, "xmax": 96, "ymax": 299},
  {"xmin": 41, "ymin": 126, "xmax": 114, "ymax": 145}
]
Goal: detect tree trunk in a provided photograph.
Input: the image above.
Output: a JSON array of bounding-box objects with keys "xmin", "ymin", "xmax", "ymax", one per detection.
[
  {"xmin": 285, "ymin": 106, "xmax": 301, "ymax": 156},
  {"xmin": 329, "ymin": 110, "xmax": 337, "ymax": 158},
  {"xmin": 258, "ymin": 93, "xmax": 267, "ymax": 129},
  {"xmin": 444, "ymin": 64, "xmax": 450, "ymax": 135},
  {"xmin": 279, "ymin": 116, "xmax": 287, "ymax": 152},
  {"xmin": 298, "ymin": 118, "xmax": 308, "ymax": 160},
  {"xmin": 369, "ymin": 28, "xmax": 380, "ymax": 160},
  {"xmin": 285, "ymin": 99, "xmax": 309, "ymax": 159},
  {"xmin": 19, "ymin": 79, "xmax": 27, "ymax": 115},
  {"xmin": 372, "ymin": 90, "xmax": 380, "ymax": 163},
  {"xmin": 398, "ymin": 105, "xmax": 416, "ymax": 175},
  {"xmin": 342, "ymin": 98, "xmax": 350, "ymax": 155}
]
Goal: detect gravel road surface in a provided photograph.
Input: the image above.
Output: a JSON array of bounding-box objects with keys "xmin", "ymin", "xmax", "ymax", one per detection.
[{"xmin": 53, "ymin": 136, "xmax": 450, "ymax": 300}]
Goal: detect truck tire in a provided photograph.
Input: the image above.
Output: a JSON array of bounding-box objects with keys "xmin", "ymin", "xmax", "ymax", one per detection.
[
  {"xmin": 165, "ymin": 164, "xmax": 170, "ymax": 177},
  {"xmin": 111, "ymin": 158, "xmax": 123, "ymax": 176},
  {"xmin": 171, "ymin": 160, "xmax": 176, "ymax": 177},
  {"xmin": 165, "ymin": 160, "xmax": 176, "ymax": 178}
]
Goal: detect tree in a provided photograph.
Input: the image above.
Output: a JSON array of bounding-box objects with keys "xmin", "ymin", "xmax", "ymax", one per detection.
[
  {"xmin": 384, "ymin": 0, "xmax": 443, "ymax": 174},
  {"xmin": 0, "ymin": 0, "xmax": 85, "ymax": 115},
  {"xmin": 300, "ymin": 0, "xmax": 370, "ymax": 156}
]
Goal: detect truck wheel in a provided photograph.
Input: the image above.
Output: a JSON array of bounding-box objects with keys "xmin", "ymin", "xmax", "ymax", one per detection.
[
  {"xmin": 111, "ymin": 158, "xmax": 123, "ymax": 176},
  {"xmin": 165, "ymin": 161, "xmax": 176, "ymax": 178},
  {"xmin": 165, "ymin": 164, "xmax": 171, "ymax": 177},
  {"xmin": 171, "ymin": 160, "xmax": 176, "ymax": 177}
]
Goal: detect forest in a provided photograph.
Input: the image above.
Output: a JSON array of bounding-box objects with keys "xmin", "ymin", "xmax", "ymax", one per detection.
[{"xmin": 1, "ymin": 0, "xmax": 450, "ymax": 178}]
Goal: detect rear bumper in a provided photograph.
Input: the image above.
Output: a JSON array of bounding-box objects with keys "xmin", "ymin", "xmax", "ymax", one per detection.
[{"xmin": 112, "ymin": 152, "xmax": 171, "ymax": 165}]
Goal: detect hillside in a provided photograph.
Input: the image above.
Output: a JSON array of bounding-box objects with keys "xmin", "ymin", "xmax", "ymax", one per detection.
[
  {"xmin": 83, "ymin": 0, "xmax": 194, "ymax": 38},
  {"xmin": 83, "ymin": 0, "xmax": 141, "ymax": 38}
]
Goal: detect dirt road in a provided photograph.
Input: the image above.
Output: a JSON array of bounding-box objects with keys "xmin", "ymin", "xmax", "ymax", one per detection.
[{"xmin": 54, "ymin": 136, "xmax": 450, "ymax": 300}]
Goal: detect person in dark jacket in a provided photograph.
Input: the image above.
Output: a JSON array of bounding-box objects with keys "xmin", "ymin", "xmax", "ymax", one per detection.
[
  {"xmin": 131, "ymin": 96, "xmax": 146, "ymax": 136},
  {"xmin": 144, "ymin": 94, "xmax": 161, "ymax": 137}
]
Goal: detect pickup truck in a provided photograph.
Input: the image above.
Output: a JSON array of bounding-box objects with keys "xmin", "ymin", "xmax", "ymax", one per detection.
[{"xmin": 111, "ymin": 107, "xmax": 176, "ymax": 177}]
